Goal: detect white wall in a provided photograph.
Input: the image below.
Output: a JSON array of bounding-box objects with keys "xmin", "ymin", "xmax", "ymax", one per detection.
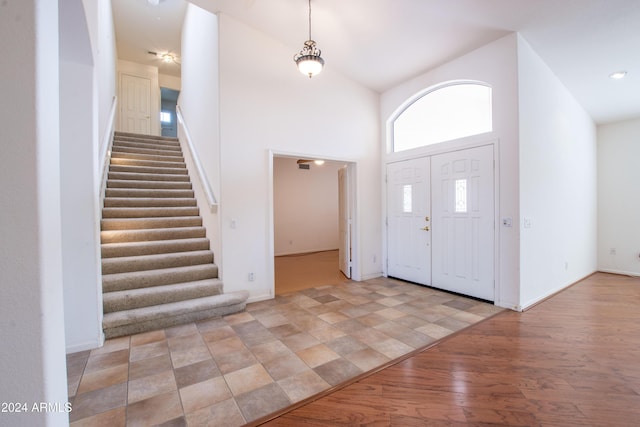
[
  {"xmin": 159, "ymin": 74, "xmax": 182, "ymax": 91},
  {"xmin": 179, "ymin": 3, "xmax": 221, "ymax": 264},
  {"xmin": 381, "ymin": 34, "xmax": 521, "ymax": 309},
  {"xmin": 60, "ymin": 0, "xmax": 104, "ymax": 352},
  {"xmin": 517, "ymin": 36, "xmax": 597, "ymax": 308},
  {"xmin": 216, "ymin": 13, "xmax": 380, "ymax": 300},
  {"xmin": 597, "ymin": 117, "xmax": 640, "ymax": 276},
  {"xmin": 0, "ymin": 0, "xmax": 69, "ymax": 425},
  {"xmin": 274, "ymin": 157, "xmax": 342, "ymax": 255}
]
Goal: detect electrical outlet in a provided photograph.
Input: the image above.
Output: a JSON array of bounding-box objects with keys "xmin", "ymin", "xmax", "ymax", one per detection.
[
  {"xmin": 248, "ymin": 272, "xmax": 254, "ymax": 281},
  {"xmin": 610, "ymin": 248, "xmax": 616, "ymax": 255}
]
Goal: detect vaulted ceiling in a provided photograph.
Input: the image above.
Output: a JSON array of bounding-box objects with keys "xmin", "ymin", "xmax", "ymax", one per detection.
[{"xmin": 113, "ymin": 0, "xmax": 640, "ymax": 124}]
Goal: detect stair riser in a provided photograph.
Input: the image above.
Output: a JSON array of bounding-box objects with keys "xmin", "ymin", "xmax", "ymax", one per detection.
[
  {"xmin": 112, "ymin": 146, "xmax": 184, "ymax": 158},
  {"xmin": 100, "ymin": 227, "xmax": 206, "ymax": 244},
  {"xmin": 110, "ymin": 158, "xmax": 187, "ymax": 170},
  {"xmin": 101, "ymin": 238, "xmax": 210, "ymax": 258},
  {"xmin": 107, "ymin": 172, "xmax": 190, "ymax": 182},
  {"xmin": 102, "ymin": 207, "xmax": 200, "ymax": 218},
  {"xmin": 113, "ymin": 141, "xmax": 182, "ymax": 152},
  {"xmin": 109, "ymin": 163, "xmax": 187, "ymax": 174},
  {"xmin": 103, "ymin": 280, "xmax": 223, "ymax": 312},
  {"xmin": 104, "ymin": 198, "xmax": 196, "ymax": 208},
  {"xmin": 101, "ymin": 217, "xmax": 202, "ymax": 231},
  {"xmin": 102, "ymin": 251, "xmax": 214, "ymax": 275},
  {"xmin": 105, "ymin": 189, "xmax": 194, "ymax": 198},
  {"xmin": 112, "ymin": 152, "xmax": 183, "ymax": 163},
  {"xmin": 115, "ymin": 133, "xmax": 179, "ymax": 143},
  {"xmin": 107, "ymin": 180, "xmax": 192, "ymax": 190},
  {"xmin": 102, "ymin": 265, "xmax": 218, "ymax": 292}
]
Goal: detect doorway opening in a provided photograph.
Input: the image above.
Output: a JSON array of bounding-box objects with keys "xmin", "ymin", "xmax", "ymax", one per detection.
[
  {"xmin": 272, "ymin": 155, "xmax": 355, "ymax": 295},
  {"xmin": 160, "ymin": 87, "xmax": 180, "ymax": 137}
]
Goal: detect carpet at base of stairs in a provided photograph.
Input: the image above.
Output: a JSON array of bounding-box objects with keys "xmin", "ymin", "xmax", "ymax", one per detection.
[
  {"xmin": 102, "ymin": 290, "xmax": 250, "ymax": 339},
  {"xmin": 101, "ymin": 131, "xmax": 249, "ymax": 339}
]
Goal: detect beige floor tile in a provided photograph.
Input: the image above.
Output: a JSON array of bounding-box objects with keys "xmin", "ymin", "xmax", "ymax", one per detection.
[
  {"xmin": 262, "ymin": 352, "xmax": 309, "ymax": 381},
  {"xmin": 278, "ymin": 369, "xmax": 330, "ymax": 403},
  {"xmin": 130, "ymin": 329, "xmax": 166, "ymax": 347},
  {"xmin": 368, "ymin": 338, "xmax": 414, "ymax": 359},
  {"xmin": 185, "ymin": 398, "xmax": 245, "ymax": 427},
  {"xmin": 224, "ymin": 363, "xmax": 273, "ymax": 396},
  {"xmin": 213, "ymin": 347, "xmax": 258, "ymax": 374},
  {"xmin": 89, "ymin": 336, "xmax": 130, "ymax": 356},
  {"xmin": 346, "ymin": 348, "xmax": 390, "ymax": 372},
  {"xmin": 129, "ymin": 340, "xmax": 169, "ymax": 362},
  {"xmin": 376, "ymin": 307, "xmax": 407, "ymax": 320},
  {"xmin": 416, "ymin": 323, "xmax": 454, "ymax": 339},
  {"xmin": 69, "ymin": 382, "xmax": 127, "ymax": 423},
  {"xmin": 235, "ymin": 382, "xmax": 292, "ymax": 422},
  {"xmin": 174, "ymin": 358, "xmax": 221, "ymax": 389},
  {"xmin": 84, "ymin": 349, "xmax": 129, "ymax": 374},
  {"xmin": 129, "ymin": 354, "xmax": 173, "ymax": 381},
  {"xmin": 224, "ymin": 311, "xmax": 255, "ymax": 325},
  {"xmin": 250, "ymin": 340, "xmax": 293, "ymax": 363},
  {"xmin": 179, "ymin": 376, "xmax": 231, "ymax": 413},
  {"xmin": 126, "ymin": 390, "xmax": 183, "ymax": 427},
  {"xmin": 170, "ymin": 344, "xmax": 212, "ymax": 369},
  {"xmin": 296, "ymin": 344, "xmax": 341, "ymax": 368},
  {"xmin": 317, "ymin": 311, "xmax": 350, "ymax": 324},
  {"xmin": 205, "ymin": 335, "xmax": 245, "ymax": 357},
  {"xmin": 127, "ymin": 370, "xmax": 177, "ymax": 404},
  {"xmin": 281, "ymin": 332, "xmax": 320, "ymax": 352},
  {"xmin": 69, "ymin": 406, "xmax": 125, "ymax": 427},
  {"xmin": 76, "ymin": 363, "xmax": 128, "ymax": 395}
]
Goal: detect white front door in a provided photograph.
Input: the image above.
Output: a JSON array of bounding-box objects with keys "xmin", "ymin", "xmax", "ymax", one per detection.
[
  {"xmin": 431, "ymin": 145, "xmax": 494, "ymax": 300},
  {"xmin": 386, "ymin": 157, "xmax": 431, "ymax": 285},
  {"xmin": 120, "ymin": 73, "xmax": 151, "ymax": 134},
  {"xmin": 338, "ymin": 166, "xmax": 351, "ymax": 279}
]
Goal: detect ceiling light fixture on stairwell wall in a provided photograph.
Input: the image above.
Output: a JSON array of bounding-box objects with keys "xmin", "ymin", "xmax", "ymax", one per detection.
[{"xmin": 293, "ymin": 0, "xmax": 324, "ymax": 78}]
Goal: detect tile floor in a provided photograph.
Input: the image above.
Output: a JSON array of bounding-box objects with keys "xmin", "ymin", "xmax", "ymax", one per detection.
[{"xmin": 66, "ymin": 277, "xmax": 502, "ymax": 426}]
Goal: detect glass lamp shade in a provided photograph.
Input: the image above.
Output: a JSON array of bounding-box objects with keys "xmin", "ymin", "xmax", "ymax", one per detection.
[{"xmin": 296, "ymin": 55, "xmax": 324, "ymax": 78}]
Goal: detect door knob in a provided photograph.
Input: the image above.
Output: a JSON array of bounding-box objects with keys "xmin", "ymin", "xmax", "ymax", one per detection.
[{"xmin": 420, "ymin": 226, "xmax": 430, "ymax": 231}]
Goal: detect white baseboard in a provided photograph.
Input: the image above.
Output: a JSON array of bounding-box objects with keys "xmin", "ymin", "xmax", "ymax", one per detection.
[{"xmin": 598, "ymin": 268, "xmax": 640, "ymax": 277}]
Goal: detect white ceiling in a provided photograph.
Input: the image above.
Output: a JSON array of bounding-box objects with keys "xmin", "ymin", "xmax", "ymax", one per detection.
[{"xmin": 113, "ymin": 0, "xmax": 640, "ymax": 124}]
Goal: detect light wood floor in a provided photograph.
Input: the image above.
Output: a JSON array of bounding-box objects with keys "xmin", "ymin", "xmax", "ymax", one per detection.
[
  {"xmin": 275, "ymin": 250, "xmax": 349, "ymax": 295},
  {"xmin": 260, "ymin": 272, "xmax": 640, "ymax": 426}
]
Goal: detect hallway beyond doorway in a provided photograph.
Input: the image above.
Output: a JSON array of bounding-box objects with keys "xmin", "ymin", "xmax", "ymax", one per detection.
[{"xmin": 275, "ymin": 250, "xmax": 348, "ymax": 295}]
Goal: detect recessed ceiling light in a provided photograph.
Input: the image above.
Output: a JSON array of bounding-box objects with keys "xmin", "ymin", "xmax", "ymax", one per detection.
[
  {"xmin": 609, "ymin": 71, "xmax": 627, "ymax": 79},
  {"xmin": 314, "ymin": 160, "xmax": 325, "ymax": 165}
]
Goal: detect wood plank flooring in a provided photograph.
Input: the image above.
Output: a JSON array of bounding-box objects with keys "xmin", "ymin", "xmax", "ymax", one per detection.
[{"xmin": 259, "ymin": 272, "xmax": 640, "ymax": 426}]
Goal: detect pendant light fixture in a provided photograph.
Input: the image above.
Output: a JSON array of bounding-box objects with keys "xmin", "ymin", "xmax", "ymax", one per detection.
[{"xmin": 293, "ymin": 0, "xmax": 324, "ymax": 78}]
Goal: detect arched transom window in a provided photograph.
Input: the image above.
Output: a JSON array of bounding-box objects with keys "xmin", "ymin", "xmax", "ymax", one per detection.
[{"xmin": 392, "ymin": 82, "xmax": 493, "ymax": 152}]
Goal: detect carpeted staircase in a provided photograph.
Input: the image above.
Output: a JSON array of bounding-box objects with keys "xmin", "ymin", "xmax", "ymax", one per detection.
[{"xmin": 101, "ymin": 131, "xmax": 249, "ymax": 339}]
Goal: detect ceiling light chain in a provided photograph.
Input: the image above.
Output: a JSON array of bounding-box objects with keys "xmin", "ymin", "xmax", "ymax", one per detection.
[{"xmin": 293, "ymin": 0, "xmax": 324, "ymax": 78}]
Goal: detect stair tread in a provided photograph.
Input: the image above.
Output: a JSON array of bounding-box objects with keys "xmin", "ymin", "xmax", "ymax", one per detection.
[
  {"xmin": 101, "ymin": 237, "xmax": 210, "ymax": 257},
  {"xmin": 104, "ymin": 197, "xmax": 197, "ymax": 207},
  {"xmin": 102, "ymin": 206, "xmax": 200, "ymax": 218},
  {"xmin": 102, "ymin": 264, "xmax": 218, "ymax": 292},
  {"xmin": 103, "ymin": 278, "xmax": 223, "ymax": 312},
  {"xmin": 102, "ymin": 250, "xmax": 214, "ymax": 275},
  {"xmin": 102, "ymin": 290, "xmax": 250, "ymax": 330},
  {"xmin": 100, "ymin": 227, "xmax": 206, "ymax": 243}
]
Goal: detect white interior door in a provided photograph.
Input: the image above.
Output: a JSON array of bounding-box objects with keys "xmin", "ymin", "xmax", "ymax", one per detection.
[
  {"xmin": 431, "ymin": 145, "xmax": 494, "ymax": 300},
  {"xmin": 386, "ymin": 157, "xmax": 431, "ymax": 285},
  {"xmin": 338, "ymin": 167, "xmax": 351, "ymax": 279},
  {"xmin": 120, "ymin": 73, "xmax": 151, "ymax": 134}
]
